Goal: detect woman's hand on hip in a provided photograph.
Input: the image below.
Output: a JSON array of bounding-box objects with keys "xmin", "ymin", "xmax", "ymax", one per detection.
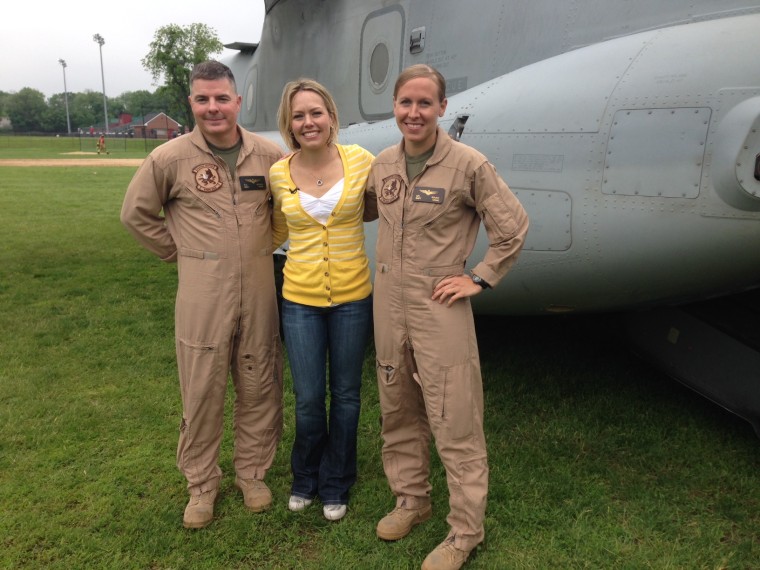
[{"xmin": 432, "ymin": 275, "xmax": 482, "ymax": 307}]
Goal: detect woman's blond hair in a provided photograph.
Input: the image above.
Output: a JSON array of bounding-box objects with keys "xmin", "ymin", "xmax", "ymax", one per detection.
[{"xmin": 277, "ymin": 79, "xmax": 339, "ymax": 151}]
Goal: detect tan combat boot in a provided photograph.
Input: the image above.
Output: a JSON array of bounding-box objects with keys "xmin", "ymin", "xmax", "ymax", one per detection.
[
  {"xmin": 421, "ymin": 537, "xmax": 474, "ymax": 570},
  {"xmin": 376, "ymin": 503, "xmax": 432, "ymax": 541},
  {"xmin": 183, "ymin": 488, "xmax": 218, "ymax": 529},
  {"xmin": 235, "ymin": 477, "xmax": 272, "ymax": 512}
]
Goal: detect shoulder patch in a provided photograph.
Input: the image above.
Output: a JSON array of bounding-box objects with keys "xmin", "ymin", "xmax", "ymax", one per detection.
[
  {"xmin": 380, "ymin": 174, "xmax": 404, "ymax": 204},
  {"xmin": 193, "ymin": 163, "xmax": 223, "ymax": 193}
]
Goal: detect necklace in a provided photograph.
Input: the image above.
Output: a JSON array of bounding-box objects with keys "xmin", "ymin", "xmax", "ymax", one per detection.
[
  {"xmin": 302, "ymin": 163, "xmax": 324, "ymax": 186},
  {"xmin": 298, "ymin": 147, "xmax": 332, "ymax": 187}
]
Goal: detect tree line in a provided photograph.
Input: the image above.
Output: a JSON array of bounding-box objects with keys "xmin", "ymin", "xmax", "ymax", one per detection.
[
  {"xmin": 0, "ymin": 88, "xmax": 178, "ymax": 134},
  {"xmin": 0, "ymin": 23, "xmax": 224, "ymax": 135}
]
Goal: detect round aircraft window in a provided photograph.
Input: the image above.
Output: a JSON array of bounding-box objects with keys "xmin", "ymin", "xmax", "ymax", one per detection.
[
  {"xmin": 241, "ymin": 66, "xmax": 258, "ymax": 126},
  {"xmin": 370, "ymin": 42, "xmax": 390, "ymax": 90},
  {"xmin": 246, "ymin": 83, "xmax": 254, "ymax": 112}
]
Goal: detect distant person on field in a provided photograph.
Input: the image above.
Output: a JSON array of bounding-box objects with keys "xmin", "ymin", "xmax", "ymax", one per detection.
[
  {"xmin": 120, "ymin": 60, "xmax": 284, "ymax": 529},
  {"xmin": 97, "ymin": 134, "xmax": 108, "ymax": 155}
]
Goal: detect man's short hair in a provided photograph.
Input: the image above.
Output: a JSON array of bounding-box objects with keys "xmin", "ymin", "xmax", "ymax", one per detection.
[{"xmin": 190, "ymin": 61, "xmax": 237, "ymax": 91}]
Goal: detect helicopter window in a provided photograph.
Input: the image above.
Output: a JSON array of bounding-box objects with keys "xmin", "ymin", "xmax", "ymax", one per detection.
[
  {"xmin": 246, "ymin": 83, "xmax": 254, "ymax": 112},
  {"xmin": 243, "ymin": 65, "xmax": 258, "ymax": 126},
  {"xmin": 448, "ymin": 115, "xmax": 469, "ymax": 141},
  {"xmin": 370, "ymin": 42, "xmax": 390, "ymax": 89},
  {"xmin": 410, "ymin": 27, "xmax": 425, "ymax": 54}
]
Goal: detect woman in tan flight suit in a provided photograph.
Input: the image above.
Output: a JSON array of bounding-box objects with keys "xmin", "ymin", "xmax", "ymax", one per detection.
[{"xmin": 364, "ymin": 64, "xmax": 529, "ymax": 570}]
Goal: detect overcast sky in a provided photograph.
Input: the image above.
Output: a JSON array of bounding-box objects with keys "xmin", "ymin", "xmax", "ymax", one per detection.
[{"xmin": 1, "ymin": 0, "xmax": 265, "ymax": 98}]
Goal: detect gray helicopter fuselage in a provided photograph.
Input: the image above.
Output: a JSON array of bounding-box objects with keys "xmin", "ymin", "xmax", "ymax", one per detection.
[{"xmin": 226, "ymin": 0, "xmax": 760, "ymax": 315}]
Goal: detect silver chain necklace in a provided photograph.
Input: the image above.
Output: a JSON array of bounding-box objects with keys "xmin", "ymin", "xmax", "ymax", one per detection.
[{"xmin": 299, "ymin": 147, "xmax": 333, "ymax": 186}]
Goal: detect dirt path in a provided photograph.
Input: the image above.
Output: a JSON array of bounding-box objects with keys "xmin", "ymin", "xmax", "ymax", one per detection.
[{"xmin": 0, "ymin": 158, "xmax": 144, "ymax": 167}]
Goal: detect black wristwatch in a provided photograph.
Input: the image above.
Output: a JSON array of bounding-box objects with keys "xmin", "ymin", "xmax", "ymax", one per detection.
[{"xmin": 471, "ymin": 273, "xmax": 490, "ymax": 289}]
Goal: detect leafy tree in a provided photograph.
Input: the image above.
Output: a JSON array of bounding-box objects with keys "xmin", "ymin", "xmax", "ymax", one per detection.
[
  {"xmin": 116, "ymin": 90, "xmax": 159, "ymax": 116},
  {"xmin": 0, "ymin": 91, "xmax": 11, "ymax": 131},
  {"xmin": 108, "ymin": 98, "xmax": 127, "ymax": 121},
  {"xmin": 0, "ymin": 91, "xmax": 10, "ymax": 116},
  {"xmin": 154, "ymin": 85, "xmax": 187, "ymax": 129},
  {"xmin": 7, "ymin": 88, "xmax": 47, "ymax": 132},
  {"xmin": 69, "ymin": 91, "xmax": 107, "ymax": 133},
  {"xmin": 45, "ymin": 93, "xmax": 70, "ymax": 133},
  {"xmin": 142, "ymin": 23, "xmax": 223, "ymax": 131}
]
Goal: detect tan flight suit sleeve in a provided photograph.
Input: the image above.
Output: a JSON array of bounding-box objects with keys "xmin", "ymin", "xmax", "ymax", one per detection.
[
  {"xmin": 120, "ymin": 157, "xmax": 178, "ymax": 263},
  {"xmin": 271, "ymin": 204, "xmax": 289, "ymax": 250},
  {"xmin": 270, "ymin": 179, "xmax": 289, "ymax": 250},
  {"xmin": 469, "ymin": 161, "xmax": 529, "ymax": 287},
  {"xmin": 363, "ymin": 167, "xmax": 379, "ymax": 222}
]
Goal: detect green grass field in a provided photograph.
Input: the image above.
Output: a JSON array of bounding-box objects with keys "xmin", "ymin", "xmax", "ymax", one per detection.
[
  {"xmin": 1, "ymin": 141, "xmax": 759, "ymax": 568},
  {"xmin": 0, "ymin": 134, "xmax": 164, "ymax": 159}
]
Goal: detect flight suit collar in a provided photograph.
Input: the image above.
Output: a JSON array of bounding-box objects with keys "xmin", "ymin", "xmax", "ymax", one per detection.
[
  {"xmin": 394, "ymin": 126, "xmax": 454, "ymax": 177},
  {"xmin": 189, "ymin": 125, "xmax": 259, "ymax": 164}
]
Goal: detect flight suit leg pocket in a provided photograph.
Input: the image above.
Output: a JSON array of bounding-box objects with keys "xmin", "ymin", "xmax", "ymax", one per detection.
[
  {"xmin": 442, "ymin": 362, "xmax": 473, "ymax": 440},
  {"xmin": 377, "ymin": 360, "xmax": 405, "ymax": 488},
  {"xmin": 376, "ymin": 360, "xmax": 403, "ymax": 416},
  {"xmin": 239, "ymin": 333, "xmax": 283, "ymax": 403},
  {"xmin": 177, "ymin": 339, "xmax": 224, "ymax": 402}
]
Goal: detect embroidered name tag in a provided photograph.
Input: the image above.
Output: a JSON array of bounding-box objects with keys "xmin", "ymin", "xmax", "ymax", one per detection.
[
  {"xmin": 240, "ymin": 175, "xmax": 267, "ymax": 191},
  {"xmin": 413, "ymin": 187, "xmax": 445, "ymax": 204}
]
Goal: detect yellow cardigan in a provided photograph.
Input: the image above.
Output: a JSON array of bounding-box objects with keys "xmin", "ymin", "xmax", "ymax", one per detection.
[{"xmin": 270, "ymin": 144, "xmax": 374, "ymax": 307}]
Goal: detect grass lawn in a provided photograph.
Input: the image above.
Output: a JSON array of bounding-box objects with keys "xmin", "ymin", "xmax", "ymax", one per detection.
[
  {"xmin": 0, "ymin": 134, "xmax": 162, "ymax": 159},
  {"xmin": 1, "ymin": 155, "xmax": 759, "ymax": 568}
]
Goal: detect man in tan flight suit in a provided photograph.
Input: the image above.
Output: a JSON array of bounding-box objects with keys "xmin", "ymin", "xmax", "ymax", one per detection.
[{"xmin": 120, "ymin": 61, "xmax": 284, "ymax": 529}]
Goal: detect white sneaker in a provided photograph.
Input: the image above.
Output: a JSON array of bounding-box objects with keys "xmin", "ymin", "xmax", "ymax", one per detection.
[
  {"xmin": 323, "ymin": 504, "xmax": 347, "ymax": 521},
  {"xmin": 288, "ymin": 495, "xmax": 313, "ymax": 512}
]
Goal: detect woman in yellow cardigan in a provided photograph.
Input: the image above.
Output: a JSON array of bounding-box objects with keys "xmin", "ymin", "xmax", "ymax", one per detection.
[{"xmin": 270, "ymin": 79, "xmax": 374, "ymax": 522}]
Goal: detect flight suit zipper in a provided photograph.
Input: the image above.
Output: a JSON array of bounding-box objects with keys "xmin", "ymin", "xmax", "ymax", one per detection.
[
  {"xmin": 217, "ymin": 155, "xmax": 245, "ymax": 328},
  {"xmin": 189, "ymin": 191, "xmax": 222, "ymax": 219}
]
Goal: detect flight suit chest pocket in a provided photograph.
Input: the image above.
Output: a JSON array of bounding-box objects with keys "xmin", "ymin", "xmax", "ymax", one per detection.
[
  {"xmin": 407, "ymin": 190, "xmax": 462, "ymax": 235},
  {"xmin": 177, "ymin": 187, "xmax": 228, "ymax": 258},
  {"xmin": 237, "ymin": 171, "xmax": 271, "ymax": 216},
  {"xmin": 240, "ymin": 189, "xmax": 273, "ymax": 254},
  {"xmin": 180, "ymin": 186, "xmax": 223, "ymax": 217},
  {"xmin": 238, "ymin": 175, "xmax": 271, "ymax": 213}
]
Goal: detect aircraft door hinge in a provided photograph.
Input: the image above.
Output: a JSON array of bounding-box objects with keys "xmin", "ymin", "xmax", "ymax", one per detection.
[
  {"xmin": 448, "ymin": 115, "xmax": 469, "ymax": 141},
  {"xmin": 410, "ymin": 27, "xmax": 425, "ymax": 54},
  {"xmin": 755, "ymin": 153, "xmax": 760, "ymax": 182}
]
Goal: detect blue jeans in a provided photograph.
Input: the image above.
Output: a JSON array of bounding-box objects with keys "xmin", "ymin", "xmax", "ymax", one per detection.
[{"xmin": 281, "ymin": 296, "xmax": 372, "ymax": 505}]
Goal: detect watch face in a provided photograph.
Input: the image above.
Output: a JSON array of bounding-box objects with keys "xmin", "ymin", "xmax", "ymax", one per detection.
[{"xmin": 472, "ymin": 274, "xmax": 488, "ymax": 289}]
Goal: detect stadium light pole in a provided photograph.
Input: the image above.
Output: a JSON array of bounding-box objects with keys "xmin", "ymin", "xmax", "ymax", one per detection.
[
  {"xmin": 58, "ymin": 59, "xmax": 72, "ymax": 134},
  {"xmin": 92, "ymin": 34, "xmax": 109, "ymax": 134}
]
